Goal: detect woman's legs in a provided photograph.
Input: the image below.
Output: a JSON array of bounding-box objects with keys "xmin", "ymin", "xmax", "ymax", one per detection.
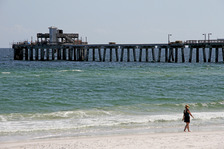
[
  {"xmin": 184, "ymin": 122, "xmax": 190, "ymax": 132},
  {"xmin": 187, "ymin": 122, "xmax": 191, "ymax": 132}
]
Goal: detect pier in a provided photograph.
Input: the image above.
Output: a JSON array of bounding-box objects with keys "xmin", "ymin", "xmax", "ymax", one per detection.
[{"xmin": 12, "ymin": 27, "xmax": 224, "ymax": 63}]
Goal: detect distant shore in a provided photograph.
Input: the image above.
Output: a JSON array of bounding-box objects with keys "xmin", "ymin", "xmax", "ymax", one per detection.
[{"xmin": 1, "ymin": 131, "xmax": 223, "ymax": 149}]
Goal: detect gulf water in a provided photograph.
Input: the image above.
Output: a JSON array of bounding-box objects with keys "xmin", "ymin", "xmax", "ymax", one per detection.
[{"xmin": 0, "ymin": 48, "xmax": 224, "ymax": 141}]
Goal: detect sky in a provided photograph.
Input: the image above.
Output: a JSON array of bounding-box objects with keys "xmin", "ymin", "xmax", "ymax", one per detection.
[{"xmin": 0, "ymin": 0, "xmax": 224, "ymax": 48}]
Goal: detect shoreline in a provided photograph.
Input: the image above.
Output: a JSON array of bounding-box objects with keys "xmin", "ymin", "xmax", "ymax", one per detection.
[{"xmin": 1, "ymin": 130, "xmax": 223, "ymax": 149}]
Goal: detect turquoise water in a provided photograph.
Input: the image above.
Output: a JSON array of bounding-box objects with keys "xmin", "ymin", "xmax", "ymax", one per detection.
[{"xmin": 0, "ymin": 49, "xmax": 224, "ymax": 141}]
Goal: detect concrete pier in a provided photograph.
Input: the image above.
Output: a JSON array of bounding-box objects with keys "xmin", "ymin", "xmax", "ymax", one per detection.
[{"xmin": 13, "ymin": 42, "xmax": 224, "ymax": 63}]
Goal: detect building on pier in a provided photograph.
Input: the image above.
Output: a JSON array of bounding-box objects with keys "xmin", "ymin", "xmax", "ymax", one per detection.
[{"xmin": 36, "ymin": 26, "xmax": 87, "ymax": 45}]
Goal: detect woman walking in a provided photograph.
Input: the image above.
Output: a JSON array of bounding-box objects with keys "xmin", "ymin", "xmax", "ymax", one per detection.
[{"xmin": 182, "ymin": 104, "xmax": 194, "ymax": 132}]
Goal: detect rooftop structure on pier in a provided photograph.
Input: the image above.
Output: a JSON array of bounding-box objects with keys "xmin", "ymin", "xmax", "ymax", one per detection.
[
  {"xmin": 36, "ymin": 26, "xmax": 87, "ymax": 45},
  {"xmin": 18, "ymin": 26, "xmax": 88, "ymax": 46}
]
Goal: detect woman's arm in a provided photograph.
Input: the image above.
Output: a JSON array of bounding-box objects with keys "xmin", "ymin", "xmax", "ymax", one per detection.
[{"xmin": 188, "ymin": 110, "xmax": 194, "ymax": 118}]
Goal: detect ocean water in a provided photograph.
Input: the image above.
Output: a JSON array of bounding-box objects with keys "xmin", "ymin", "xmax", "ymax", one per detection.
[{"xmin": 0, "ymin": 48, "xmax": 224, "ymax": 141}]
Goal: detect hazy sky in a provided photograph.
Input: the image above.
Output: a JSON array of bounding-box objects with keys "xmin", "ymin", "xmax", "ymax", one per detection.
[{"xmin": 0, "ymin": 0, "xmax": 224, "ymax": 47}]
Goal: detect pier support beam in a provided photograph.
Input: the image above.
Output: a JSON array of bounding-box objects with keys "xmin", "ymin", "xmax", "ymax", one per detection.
[
  {"xmin": 208, "ymin": 48, "xmax": 212, "ymax": 62},
  {"xmin": 52, "ymin": 49, "xmax": 55, "ymax": 60},
  {"xmin": 25, "ymin": 48, "xmax": 28, "ymax": 60},
  {"xmin": 146, "ymin": 48, "xmax": 149, "ymax": 62},
  {"xmin": 139, "ymin": 48, "xmax": 142, "ymax": 62},
  {"xmin": 127, "ymin": 48, "xmax": 130, "ymax": 62},
  {"xmin": 168, "ymin": 48, "xmax": 173, "ymax": 62},
  {"xmin": 35, "ymin": 48, "xmax": 38, "ymax": 60},
  {"xmin": 202, "ymin": 48, "xmax": 207, "ymax": 62},
  {"xmin": 92, "ymin": 48, "xmax": 95, "ymax": 61},
  {"xmin": 29, "ymin": 48, "xmax": 33, "ymax": 61},
  {"xmin": 152, "ymin": 48, "xmax": 155, "ymax": 62},
  {"xmin": 85, "ymin": 48, "xmax": 89, "ymax": 61},
  {"xmin": 69, "ymin": 48, "xmax": 73, "ymax": 61},
  {"xmin": 175, "ymin": 48, "xmax": 178, "ymax": 63},
  {"xmin": 41, "ymin": 48, "xmax": 44, "ymax": 61},
  {"xmin": 110, "ymin": 48, "xmax": 113, "ymax": 62},
  {"xmin": 103, "ymin": 48, "xmax": 106, "ymax": 62},
  {"xmin": 222, "ymin": 47, "xmax": 224, "ymax": 63},
  {"xmin": 14, "ymin": 48, "xmax": 23, "ymax": 60},
  {"xmin": 77, "ymin": 48, "xmax": 80, "ymax": 61},
  {"xmin": 120, "ymin": 48, "xmax": 124, "ymax": 62},
  {"xmin": 58, "ymin": 49, "xmax": 61, "ymax": 60},
  {"xmin": 98, "ymin": 48, "xmax": 102, "ymax": 61},
  {"xmin": 196, "ymin": 48, "xmax": 199, "ymax": 63},
  {"xmin": 46, "ymin": 49, "xmax": 49, "ymax": 60},
  {"xmin": 215, "ymin": 48, "xmax": 219, "ymax": 63},
  {"xmin": 181, "ymin": 48, "xmax": 185, "ymax": 63},
  {"xmin": 189, "ymin": 48, "xmax": 193, "ymax": 63},
  {"xmin": 63, "ymin": 49, "xmax": 66, "ymax": 60},
  {"xmin": 157, "ymin": 48, "xmax": 161, "ymax": 62},
  {"xmin": 115, "ymin": 48, "xmax": 119, "ymax": 62},
  {"xmin": 73, "ymin": 48, "xmax": 77, "ymax": 61},
  {"xmin": 133, "ymin": 48, "xmax": 136, "ymax": 62},
  {"xmin": 165, "ymin": 48, "xmax": 168, "ymax": 62},
  {"xmin": 80, "ymin": 48, "xmax": 84, "ymax": 61}
]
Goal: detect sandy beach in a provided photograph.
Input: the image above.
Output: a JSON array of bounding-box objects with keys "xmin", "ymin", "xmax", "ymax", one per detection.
[{"xmin": 1, "ymin": 131, "xmax": 223, "ymax": 149}]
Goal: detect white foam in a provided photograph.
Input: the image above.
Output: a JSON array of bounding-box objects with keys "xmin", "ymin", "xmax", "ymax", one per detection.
[
  {"xmin": 1, "ymin": 72, "xmax": 10, "ymax": 74},
  {"xmin": 58, "ymin": 69, "xmax": 83, "ymax": 72},
  {"xmin": 193, "ymin": 112, "xmax": 224, "ymax": 120},
  {"xmin": 0, "ymin": 111, "xmax": 223, "ymax": 134}
]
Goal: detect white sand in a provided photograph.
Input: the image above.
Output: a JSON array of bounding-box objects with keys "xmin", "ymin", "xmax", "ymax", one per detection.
[{"xmin": 1, "ymin": 131, "xmax": 223, "ymax": 149}]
